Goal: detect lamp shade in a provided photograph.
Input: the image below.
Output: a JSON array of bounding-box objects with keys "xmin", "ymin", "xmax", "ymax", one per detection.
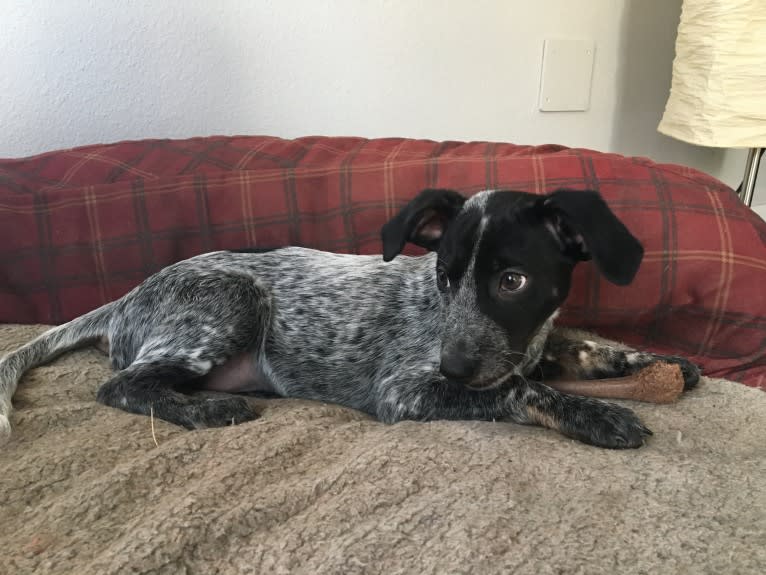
[{"xmin": 658, "ymin": 0, "xmax": 766, "ymax": 148}]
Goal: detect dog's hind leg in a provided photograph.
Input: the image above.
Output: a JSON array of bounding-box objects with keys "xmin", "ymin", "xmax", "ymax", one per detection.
[
  {"xmin": 0, "ymin": 304, "xmax": 114, "ymax": 443},
  {"xmin": 96, "ymin": 360, "xmax": 259, "ymax": 429},
  {"xmin": 97, "ymin": 273, "xmax": 271, "ymax": 429}
]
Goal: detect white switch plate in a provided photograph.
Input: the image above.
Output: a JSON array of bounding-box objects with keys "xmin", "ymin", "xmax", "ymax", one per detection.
[{"xmin": 538, "ymin": 38, "xmax": 595, "ymax": 112}]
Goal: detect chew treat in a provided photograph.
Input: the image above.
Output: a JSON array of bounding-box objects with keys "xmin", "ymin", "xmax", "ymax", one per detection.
[{"xmin": 544, "ymin": 362, "xmax": 685, "ymax": 404}]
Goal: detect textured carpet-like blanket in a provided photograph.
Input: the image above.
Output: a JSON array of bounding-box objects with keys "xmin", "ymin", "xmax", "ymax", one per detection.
[{"xmin": 1, "ymin": 325, "xmax": 764, "ymax": 575}]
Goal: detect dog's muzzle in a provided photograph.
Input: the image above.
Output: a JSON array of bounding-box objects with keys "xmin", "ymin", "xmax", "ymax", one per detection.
[{"xmin": 439, "ymin": 340, "xmax": 480, "ymax": 382}]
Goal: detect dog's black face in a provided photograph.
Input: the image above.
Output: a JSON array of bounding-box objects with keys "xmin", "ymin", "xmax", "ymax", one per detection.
[
  {"xmin": 382, "ymin": 188, "xmax": 643, "ymax": 388},
  {"xmin": 435, "ymin": 192, "xmax": 575, "ymax": 384}
]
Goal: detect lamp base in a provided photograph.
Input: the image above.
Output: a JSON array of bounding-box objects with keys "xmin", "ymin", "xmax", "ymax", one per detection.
[{"xmin": 740, "ymin": 148, "xmax": 764, "ymax": 207}]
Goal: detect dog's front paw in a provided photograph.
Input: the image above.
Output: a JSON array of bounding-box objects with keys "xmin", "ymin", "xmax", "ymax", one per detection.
[
  {"xmin": 559, "ymin": 400, "xmax": 652, "ymax": 449},
  {"xmin": 652, "ymin": 355, "xmax": 701, "ymax": 390}
]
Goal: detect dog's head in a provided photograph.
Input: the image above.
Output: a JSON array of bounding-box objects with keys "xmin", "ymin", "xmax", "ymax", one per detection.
[{"xmin": 381, "ymin": 188, "xmax": 643, "ymax": 387}]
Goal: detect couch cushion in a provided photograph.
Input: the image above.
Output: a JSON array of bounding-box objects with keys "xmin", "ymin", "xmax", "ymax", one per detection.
[{"xmin": 1, "ymin": 136, "xmax": 764, "ymax": 387}]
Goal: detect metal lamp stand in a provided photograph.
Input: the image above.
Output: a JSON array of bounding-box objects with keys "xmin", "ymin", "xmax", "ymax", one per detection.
[{"xmin": 740, "ymin": 148, "xmax": 763, "ymax": 207}]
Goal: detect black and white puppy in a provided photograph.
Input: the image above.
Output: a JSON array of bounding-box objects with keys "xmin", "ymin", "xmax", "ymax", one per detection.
[{"xmin": 0, "ymin": 189, "xmax": 699, "ymax": 448}]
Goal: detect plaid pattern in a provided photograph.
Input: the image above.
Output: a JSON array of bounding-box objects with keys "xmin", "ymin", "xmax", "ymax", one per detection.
[{"xmin": 1, "ymin": 135, "xmax": 764, "ymax": 388}]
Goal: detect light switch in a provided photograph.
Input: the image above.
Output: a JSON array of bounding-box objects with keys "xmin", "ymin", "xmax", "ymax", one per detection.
[{"xmin": 538, "ymin": 38, "xmax": 595, "ymax": 112}]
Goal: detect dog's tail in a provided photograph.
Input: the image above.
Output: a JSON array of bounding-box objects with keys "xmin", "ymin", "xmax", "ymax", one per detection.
[{"xmin": 0, "ymin": 302, "xmax": 115, "ymax": 444}]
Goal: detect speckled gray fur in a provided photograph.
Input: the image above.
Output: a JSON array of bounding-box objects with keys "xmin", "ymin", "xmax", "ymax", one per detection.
[{"xmin": 0, "ymin": 188, "xmax": 700, "ymax": 448}]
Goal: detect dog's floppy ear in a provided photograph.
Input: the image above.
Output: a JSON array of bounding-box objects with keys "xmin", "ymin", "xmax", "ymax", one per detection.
[
  {"xmin": 540, "ymin": 189, "xmax": 643, "ymax": 285},
  {"xmin": 381, "ymin": 189, "xmax": 466, "ymax": 261}
]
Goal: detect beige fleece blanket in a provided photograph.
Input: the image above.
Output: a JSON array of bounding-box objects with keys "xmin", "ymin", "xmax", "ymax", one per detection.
[{"xmin": 1, "ymin": 324, "xmax": 764, "ymax": 575}]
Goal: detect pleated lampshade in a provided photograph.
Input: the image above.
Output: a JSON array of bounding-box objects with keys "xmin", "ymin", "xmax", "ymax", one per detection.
[{"xmin": 658, "ymin": 0, "xmax": 766, "ymax": 148}]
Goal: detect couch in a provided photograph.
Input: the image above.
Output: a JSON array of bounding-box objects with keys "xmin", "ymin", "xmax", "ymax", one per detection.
[{"xmin": 1, "ymin": 136, "xmax": 764, "ymax": 574}]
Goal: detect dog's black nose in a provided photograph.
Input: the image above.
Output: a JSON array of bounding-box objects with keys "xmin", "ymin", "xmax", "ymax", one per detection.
[{"xmin": 439, "ymin": 352, "xmax": 480, "ymax": 382}]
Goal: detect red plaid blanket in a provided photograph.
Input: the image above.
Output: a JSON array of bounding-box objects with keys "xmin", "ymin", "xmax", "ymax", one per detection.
[{"xmin": 1, "ymin": 136, "xmax": 764, "ymax": 387}]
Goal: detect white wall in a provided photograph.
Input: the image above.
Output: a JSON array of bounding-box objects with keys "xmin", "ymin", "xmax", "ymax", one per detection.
[{"xmin": 1, "ymin": 0, "xmax": 763, "ymax": 208}]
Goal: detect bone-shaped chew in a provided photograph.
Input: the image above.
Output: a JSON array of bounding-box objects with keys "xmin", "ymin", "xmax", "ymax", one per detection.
[{"xmin": 544, "ymin": 362, "xmax": 685, "ymax": 404}]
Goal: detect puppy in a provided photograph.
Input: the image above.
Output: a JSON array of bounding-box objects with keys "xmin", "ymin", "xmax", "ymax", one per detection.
[{"xmin": 0, "ymin": 189, "xmax": 699, "ymax": 448}]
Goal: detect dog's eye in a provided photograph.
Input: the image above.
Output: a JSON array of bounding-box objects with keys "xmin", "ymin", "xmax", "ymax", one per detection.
[
  {"xmin": 436, "ymin": 267, "xmax": 450, "ymax": 290},
  {"xmin": 499, "ymin": 272, "xmax": 527, "ymax": 293}
]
